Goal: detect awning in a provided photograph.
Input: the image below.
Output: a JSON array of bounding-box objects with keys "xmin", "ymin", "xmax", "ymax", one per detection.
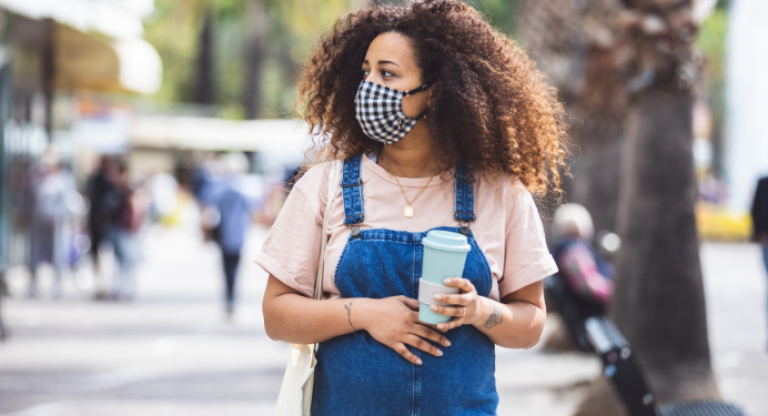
[
  {"xmin": 0, "ymin": 0, "xmax": 153, "ymax": 39},
  {"xmin": 132, "ymin": 117, "xmax": 315, "ymax": 153},
  {"xmin": 55, "ymin": 24, "xmax": 161, "ymax": 95}
]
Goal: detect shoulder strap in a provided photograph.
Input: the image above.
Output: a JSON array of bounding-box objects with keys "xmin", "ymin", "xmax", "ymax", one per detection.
[
  {"xmin": 454, "ymin": 161, "xmax": 476, "ymax": 223},
  {"xmin": 341, "ymin": 154, "xmax": 365, "ymax": 226},
  {"xmin": 314, "ymin": 161, "xmax": 341, "ymax": 300}
]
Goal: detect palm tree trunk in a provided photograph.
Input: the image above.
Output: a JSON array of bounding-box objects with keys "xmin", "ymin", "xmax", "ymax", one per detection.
[
  {"xmin": 565, "ymin": 109, "xmax": 624, "ymax": 238},
  {"xmin": 614, "ymin": 86, "xmax": 719, "ymax": 400},
  {"xmin": 574, "ymin": 84, "xmax": 720, "ymax": 416},
  {"xmin": 519, "ymin": 0, "xmax": 627, "ymax": 351},
  {"xmin": 519, "ymin": 0, "xmax": 722, "ymax": 411}
]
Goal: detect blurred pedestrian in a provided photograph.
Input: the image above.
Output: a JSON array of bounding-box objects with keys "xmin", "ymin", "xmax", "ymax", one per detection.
[
  {"xmin": 85, "ymin": 156, "xmax": 122, "ymax": 299},
  {"xmin": 147, "ymin": 172, "xmax": 179, "ymax": 222},
  {"xmin": 551, "ymin": 203, "xmax": 615, "ymax": 314},
  {"xmin": 110, "ymin": 164, "xmax": 150, "ymax": 300},
  {"xmin": 751, "ymin": 176, "xmax": 768, "ymax": 345},
  {"xmin": 202, "ymin": 153, "xmax": 253, "ymax": 319},
  {"xmin": 27, "ymin": 149, "xmax": 77, "ymax": 299}
]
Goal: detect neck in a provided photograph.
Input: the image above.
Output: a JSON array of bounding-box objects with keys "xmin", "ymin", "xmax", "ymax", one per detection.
[{"xmin": 378, "ymin": 121, "xmax": 439, "ymax": 178}]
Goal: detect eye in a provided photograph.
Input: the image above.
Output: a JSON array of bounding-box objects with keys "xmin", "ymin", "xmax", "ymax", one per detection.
[
  {"xmin": 381, "ymin": 70, "xmax": 394, "ymax": 78},
  {"xmin": 362, "ymin": 69, "xmax": 370, "ymax": 78}
]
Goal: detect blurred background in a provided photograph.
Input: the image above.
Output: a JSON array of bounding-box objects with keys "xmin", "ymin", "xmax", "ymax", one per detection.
[{"xmin": 0, "ymin": 0, "xmax": 765, "ymax": 415}]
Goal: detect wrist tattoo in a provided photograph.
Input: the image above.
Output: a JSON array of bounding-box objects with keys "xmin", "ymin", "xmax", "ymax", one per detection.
[
  {"xmin": 482, "ymin": 301, "xmax": 504, "ymax": 329},
  {"xmin": 344, "ymin": 299, "xmax": 357, "ymax": 331}
]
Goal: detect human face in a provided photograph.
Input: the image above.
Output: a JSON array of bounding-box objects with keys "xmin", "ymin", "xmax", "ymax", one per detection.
[{"xmin": 361, "ymin": 31, "xmax": 431, "ymax": 119}]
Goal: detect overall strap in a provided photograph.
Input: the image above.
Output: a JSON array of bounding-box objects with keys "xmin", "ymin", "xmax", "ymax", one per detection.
[
  {"xmin": 341, "ymin": 154, "xmax": 365, "ymax": 226},
  {"xmin": 454, "ymin": 162, "xmax": 476, "ymax": 224}
]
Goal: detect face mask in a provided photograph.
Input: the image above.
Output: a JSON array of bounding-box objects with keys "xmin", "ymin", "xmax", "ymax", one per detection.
[{"xmin": 354, "ymin": 80, "xmax": 431, "ymax": 145}]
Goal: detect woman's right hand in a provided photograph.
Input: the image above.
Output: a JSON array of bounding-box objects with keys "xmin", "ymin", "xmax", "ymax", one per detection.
[{"xmin": 357, "ymin": 296, "xmax": 451, "ymax": 365}]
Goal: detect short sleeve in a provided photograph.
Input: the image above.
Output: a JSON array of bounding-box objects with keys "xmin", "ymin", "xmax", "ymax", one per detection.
[
  {"xmin": 254, "ymin": 166, "xmax": 328, "ymax": 297},
  {"xmin": 498, "ymin": 186, "xmax": 558, "ymax": 298}
]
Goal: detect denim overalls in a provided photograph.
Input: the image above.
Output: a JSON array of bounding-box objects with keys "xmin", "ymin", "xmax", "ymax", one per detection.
[{"xmin": 312, "ymin": 155, "xmax": 499, "ymax": 416}]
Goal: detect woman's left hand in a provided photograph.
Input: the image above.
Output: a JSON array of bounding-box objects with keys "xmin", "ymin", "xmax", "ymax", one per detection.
[{"xmin": 429, "ymin": 278, "xmax": 485, "ymax": 332}]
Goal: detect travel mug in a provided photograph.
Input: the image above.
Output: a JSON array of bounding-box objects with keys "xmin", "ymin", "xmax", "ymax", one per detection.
[{"xmin": 418, "ymin": 230, "xmax": 471, "ymax": 324}]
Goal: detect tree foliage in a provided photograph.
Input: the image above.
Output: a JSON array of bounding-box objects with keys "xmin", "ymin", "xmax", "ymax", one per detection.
[
  {"xmin": 143, "ymin": 0, "xmax": 521, "ymax": 119},
  {"xmin": 144, "ymin": 0, "xmax": 351, "ymax": 118}
]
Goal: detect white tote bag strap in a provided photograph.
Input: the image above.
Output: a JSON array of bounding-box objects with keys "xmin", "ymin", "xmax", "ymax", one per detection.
[
  {"xmin": 313, "ymin": 160, "xmax": 341, "ymax": 301},
  {"xmin": 274, "ymin": 160, "xmax": 341, "ymax": 416}
]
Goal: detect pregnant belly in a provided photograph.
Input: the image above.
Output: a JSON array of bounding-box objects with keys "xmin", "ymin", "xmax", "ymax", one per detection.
[{"xmin": 311, "ymin": 327, "xmax": 498, "ymax": 416}]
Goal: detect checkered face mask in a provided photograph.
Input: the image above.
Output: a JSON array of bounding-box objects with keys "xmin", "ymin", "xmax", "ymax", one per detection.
[{"xmin": 355, "ymin": 80, "xmax": 431, "ymax": 145}]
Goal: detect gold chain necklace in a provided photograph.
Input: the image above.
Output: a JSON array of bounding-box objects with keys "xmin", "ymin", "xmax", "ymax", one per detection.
[{"xmin": 382, "ymin": 155, "xmax": 438, "ymax": 218}]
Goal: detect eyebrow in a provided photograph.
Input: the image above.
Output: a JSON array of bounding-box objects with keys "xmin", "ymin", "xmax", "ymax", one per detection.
[{"xmin": 362, "ymin": 59, "xmax": 401, "ymax": 68}]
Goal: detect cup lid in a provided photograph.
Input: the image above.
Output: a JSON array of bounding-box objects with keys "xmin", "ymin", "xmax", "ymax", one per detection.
[{"xmin": 422, "ymin": 230, "xmax": 471, "ymax": 253}]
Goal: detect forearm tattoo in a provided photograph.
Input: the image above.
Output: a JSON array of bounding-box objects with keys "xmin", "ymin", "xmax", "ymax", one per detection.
[
  {"xmin": 482, "ymin": 301, "xmax": 504, "ymax": 329},
  {"xmin": 344, "ymin": 299, "xmax": 357, "ymax": 331}
]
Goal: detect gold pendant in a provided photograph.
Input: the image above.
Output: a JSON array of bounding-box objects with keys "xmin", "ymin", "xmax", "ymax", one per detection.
[{"xmin": 404, "ymin": 205, "xmax": 414, "ymax": 218}]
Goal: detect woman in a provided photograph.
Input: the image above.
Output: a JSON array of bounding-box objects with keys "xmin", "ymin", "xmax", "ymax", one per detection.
[{"xmin": 259, "ymin": 1, "xmax": 567, "ymax": 414}]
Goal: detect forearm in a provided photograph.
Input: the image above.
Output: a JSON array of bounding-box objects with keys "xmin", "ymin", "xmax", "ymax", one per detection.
[
  {"xmin": 471, "ymin": 296, "xmax": 546, "ymax": 349},
  {"xmin": 263, "ymin": 292, "xmax": 369, "ymax": 344}
]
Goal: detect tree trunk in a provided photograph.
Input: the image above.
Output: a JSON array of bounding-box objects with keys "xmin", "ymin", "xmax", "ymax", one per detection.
[
  {"xmin": 565, "ymin": 108, "xmax": 624, "ymax": 238},
  {"xmin": 573, "ymin": 86, "xmax": 721, "ymax": 416},
  {"xmin": 519, "ymin": 0, "xmax": 627, "ymax": 352},
  {"xmin": 42, "ymin": 19, "xmax": 55, "ymax": 138},
  {"xmin": 519, "ymin": 0, "xmax": 626, "ymax": 236},
  {"xmin": 196, "ymin": 9, "xmax": 215, "ymax": 105},
  {"xmin": 615, "ymin": 87, "xmax": 719, "ymax": 400},
  {"xmin": 244, "ymin": 0, "xmax": 267, "ymax": 120}
]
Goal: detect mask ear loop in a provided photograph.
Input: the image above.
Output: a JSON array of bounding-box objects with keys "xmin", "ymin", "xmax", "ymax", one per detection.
[
  {"xmin": 404, "ymin": 83, "xmax": 431, "ymax": 97},
  {"xmin": 405, "ymin": 83, "xmax": 432, "ymax": 121}
]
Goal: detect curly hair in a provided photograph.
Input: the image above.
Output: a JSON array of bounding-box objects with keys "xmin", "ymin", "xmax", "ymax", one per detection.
[{"xmin": 297, "ymin": 0, "xmax": 568, "ymax": 199}]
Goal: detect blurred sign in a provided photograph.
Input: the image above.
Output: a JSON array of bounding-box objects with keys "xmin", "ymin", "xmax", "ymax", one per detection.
[
  {"xmin": 55, "ymin": 24, "xmax": 161, "ymax": 95},
  {"xmin": 73, "ymin": 109, "xmax": 133, "ymax": 154}
]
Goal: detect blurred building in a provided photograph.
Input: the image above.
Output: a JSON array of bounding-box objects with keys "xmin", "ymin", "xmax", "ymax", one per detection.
[{"xmin": 0, "ymin": 0, "xmax": 162, "ymax": 278}]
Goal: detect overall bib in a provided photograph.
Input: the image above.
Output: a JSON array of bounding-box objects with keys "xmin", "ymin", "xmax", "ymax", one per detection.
[{"xmin": 312, "ymin": 155, "xmax": 499, "ymax": 416}]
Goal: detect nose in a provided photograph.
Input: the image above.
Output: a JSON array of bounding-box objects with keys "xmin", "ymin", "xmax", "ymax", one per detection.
[{"xmin": 364, "ymin": 71, "xmax": 382, "ymax": 85}]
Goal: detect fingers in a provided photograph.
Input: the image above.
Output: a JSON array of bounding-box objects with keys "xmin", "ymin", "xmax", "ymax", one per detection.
[
  {"xmin": 436, "ymin": 292, "xmax": 475, "ymax": 306},
  {"xmin": 412, "ymin": 323, "xmax": 451, "ymax": 347},
  {"xmin": 437, "ymin": 319, "xmax": 463, "ymax": 332},
  {"xmin": 401, "ymin": 296, "xmax": 421, "ymax": 310},
  {"xmin": 430, "ymin": 304, "xmax": 466, "ymax": 317},
  {"xmin": 405, "ymin": 334, "xmax": 443, "ymax": 357},
  {"xmin": 393, "ymin": 343, "xmax": 423, "ymax": 365},
  {"xmin": 444, "ymin": 277, "xmax": 475, "ymax": 293}
]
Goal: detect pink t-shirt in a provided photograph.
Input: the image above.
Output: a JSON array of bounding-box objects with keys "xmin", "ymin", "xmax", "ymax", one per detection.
[{"xmin": 255, "ymin": 154, "xmax": 558, "ymax": 301}]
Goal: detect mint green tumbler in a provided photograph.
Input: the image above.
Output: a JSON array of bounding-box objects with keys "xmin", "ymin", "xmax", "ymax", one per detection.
[{"xmin": 418, "ymin": 230, "xmax": 471, "ymax": 325}]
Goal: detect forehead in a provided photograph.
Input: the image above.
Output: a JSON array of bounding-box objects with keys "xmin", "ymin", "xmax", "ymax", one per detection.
[{"xmin": 364, "ymin": 32, "xmax": 417, "ymax": 68}]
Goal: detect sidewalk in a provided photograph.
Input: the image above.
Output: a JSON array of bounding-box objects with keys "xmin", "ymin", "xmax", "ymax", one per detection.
[{"xmin": 0, "ymin": 225, "xmax": 765, "ymax": 415}]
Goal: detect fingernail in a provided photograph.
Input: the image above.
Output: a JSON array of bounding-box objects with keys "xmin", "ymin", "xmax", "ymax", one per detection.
[
  {"xmin": 444, "ymin": 278, "xmax": 452, "ymax": 284},
  {"xmin": 444, "ymin": 340, "xmax": 451, "ymax": 347},
  {"xmin": 430, "ymin": 305, "xmax": 438, "ymax": 311},
  {"xmin": 435, "ymin": 349, "xmax": 443, "ymax": 356},
  {"xmin": 438, "ymin": 324, "xmax": 445, "ymax": 330},
  {"xmin": 416, "ymin": 358, "xmax": 423, "ymax": 365},
  {"xmin": 433, "ymin": 294, "xmax": 442, "ymax": 300}
]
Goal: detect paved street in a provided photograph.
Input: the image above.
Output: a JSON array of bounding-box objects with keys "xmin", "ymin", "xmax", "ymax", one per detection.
[{"xmin": 0, "ymin": 225, "xmax": 766, "ymax": 416}]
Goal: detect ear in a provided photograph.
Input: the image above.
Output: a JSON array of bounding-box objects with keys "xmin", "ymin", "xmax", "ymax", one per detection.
[{"xmin": 426, "ymin": 83, "xmax": 438, "ymax": 107}]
